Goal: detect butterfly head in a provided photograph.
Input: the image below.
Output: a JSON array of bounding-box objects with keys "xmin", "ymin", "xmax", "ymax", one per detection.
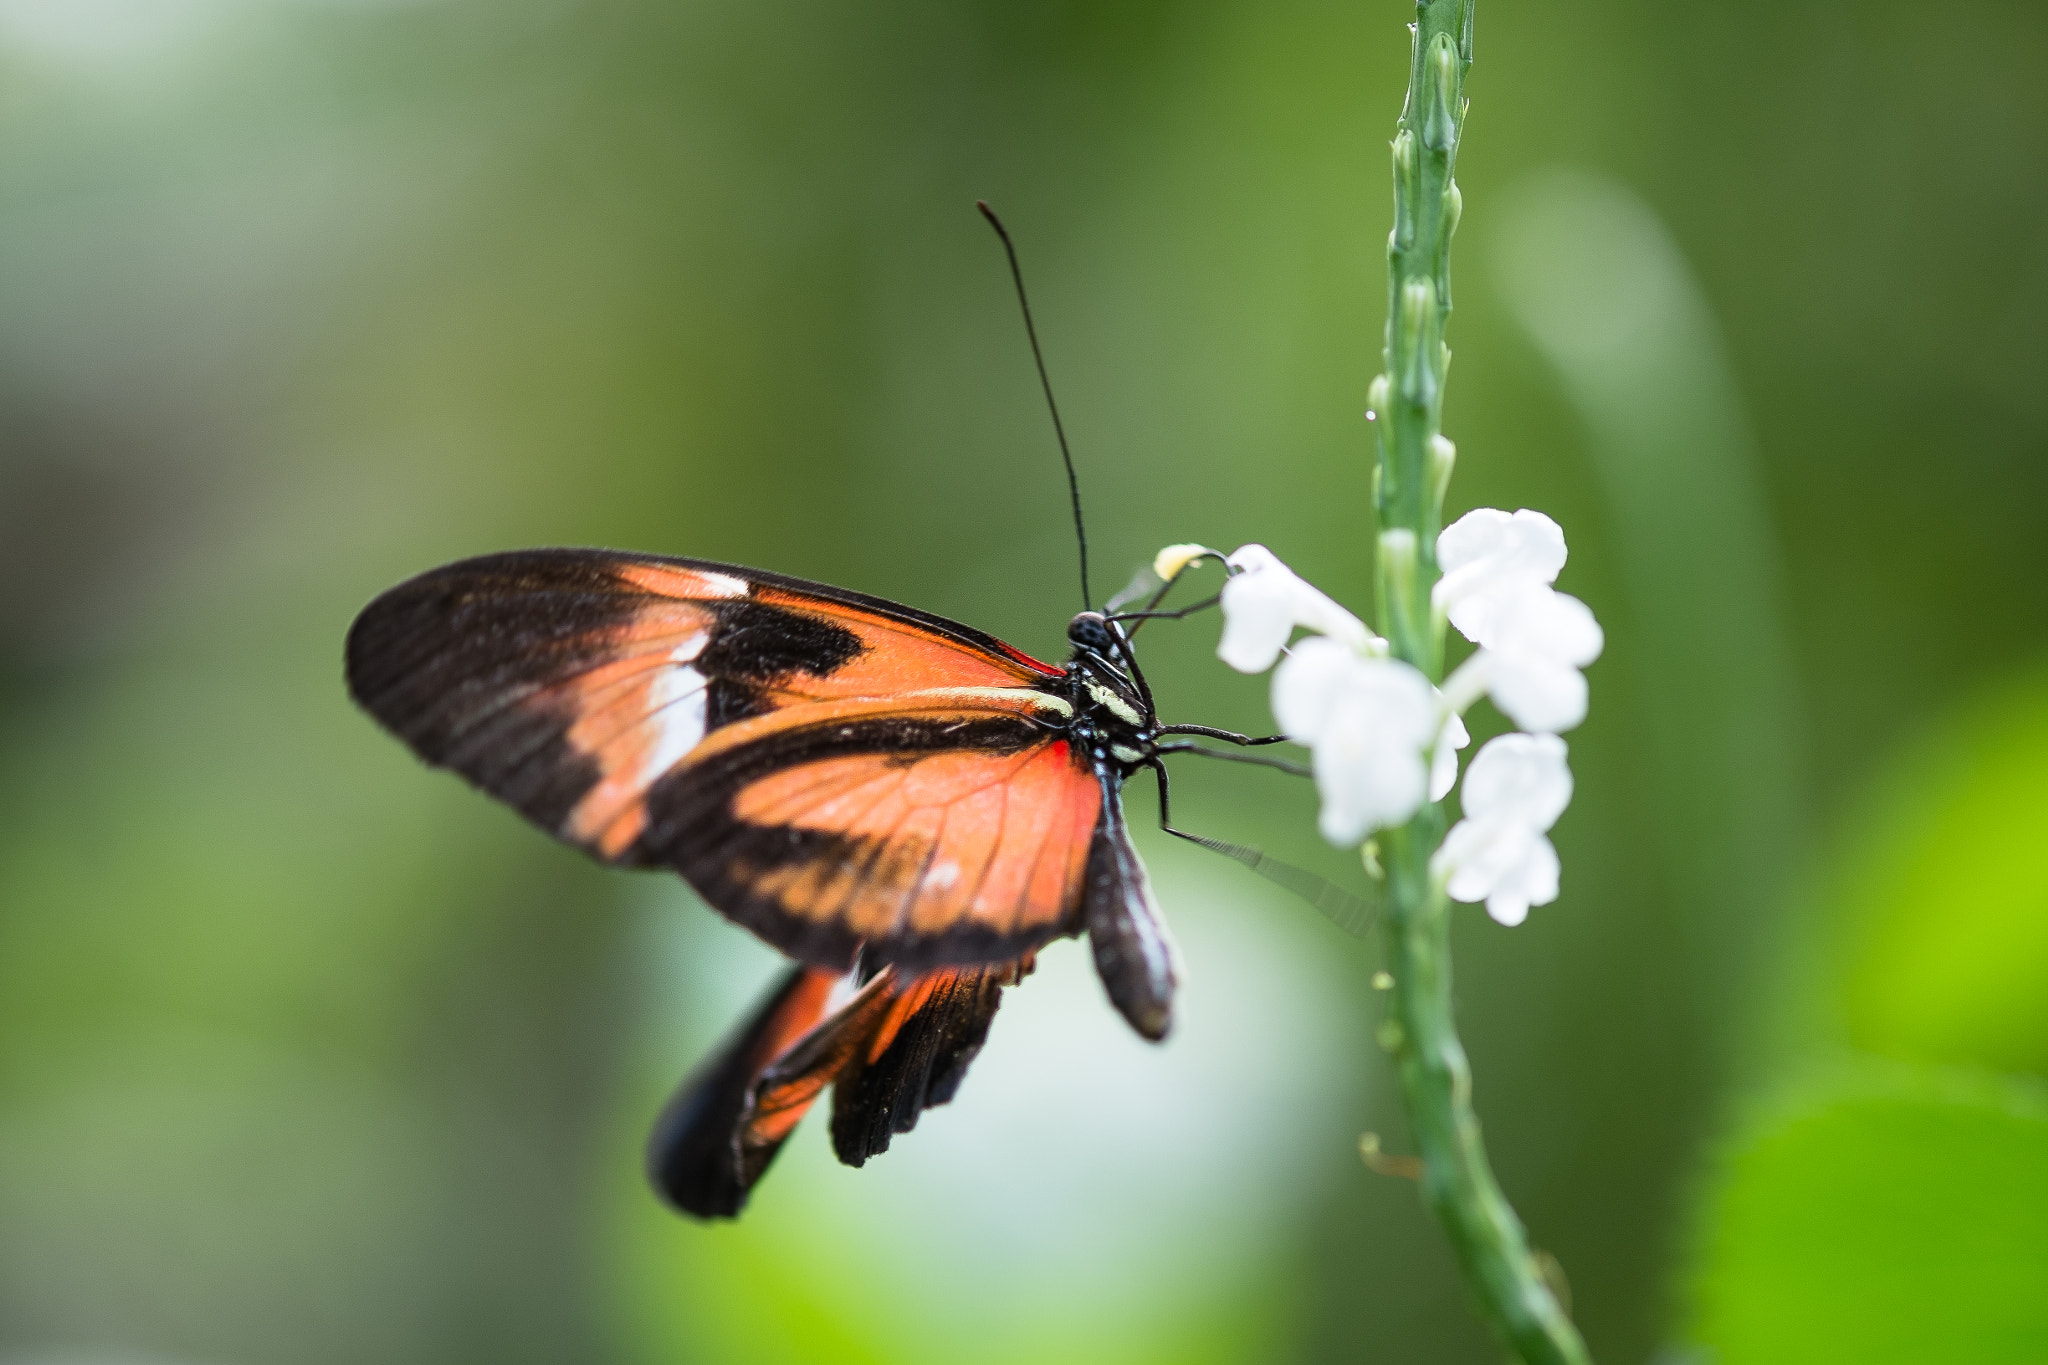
[{"xmin": 1065, "ymin": 611, "xmax": 1118, "ymax": 656}]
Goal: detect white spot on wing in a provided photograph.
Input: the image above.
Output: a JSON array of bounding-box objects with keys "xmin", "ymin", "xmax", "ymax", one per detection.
[
  {"xmin": 638, "ymin": 655, "xmax": 709, "ymax": 786},
  {"xmin": 694, "ymin": 570, "xmax": 749, "ymax": 598},
  {"xmin": 927, "ymin": 861, "xmax": 961, "ymax": 890},
  {"xmin": 671, "ymin": 630, "xmax": 709, "ymax": 664}
]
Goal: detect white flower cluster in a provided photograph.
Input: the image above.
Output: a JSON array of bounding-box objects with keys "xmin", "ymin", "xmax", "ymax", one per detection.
[{"xmin": 1160, "ymin": 508, "xmax": 1601, "ymax": 925}]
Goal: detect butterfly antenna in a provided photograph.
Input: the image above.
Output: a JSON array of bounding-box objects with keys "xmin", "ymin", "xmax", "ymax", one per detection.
[{"xmin": 978, "ymin": 200, "xmax": 1091, "ymax": 612}]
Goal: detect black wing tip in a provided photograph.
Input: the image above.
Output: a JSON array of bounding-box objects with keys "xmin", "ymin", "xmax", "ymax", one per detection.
[
  {"xmin": 643, "ymin": 1082, "xmax": 751, "ymax": 1220},
  {"xmin": 640, "ymin": 964, "xmax": 834, "ymax": 1222},
  {"xmin": 647, "ymin": 1151, "xmax": 751, "ymax": 1220}
]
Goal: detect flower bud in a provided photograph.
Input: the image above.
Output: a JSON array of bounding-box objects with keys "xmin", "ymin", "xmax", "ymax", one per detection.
[
  {"xmin": 1399, "ymin": 279, "xmax": 1436, "ymax": 398},
  {"xmin": 1423, "ymin": 32, "xmax": 1460, "ymax": 150},
  {"xmin": 1152, "ymin": 543, "xmax": 1213, "ymax": 582},
  {"xmin": 1442, "ymin": 180, "xmax": 1463, "ymax": 240},
  {"xmin": 1429, "ymin": 433, "xmax": 1457, "ymax": 509},
  {"xmin": 1367, "ymin": 372, "xmax": 1390, "ymax": 419},
  {"xmin": 1378, "ymin": 527, "xmax": 1419, "ymax": 613},
  {"xmin": 1390, "ymin": 131, "xmax": 1417, "ymax": 246}
]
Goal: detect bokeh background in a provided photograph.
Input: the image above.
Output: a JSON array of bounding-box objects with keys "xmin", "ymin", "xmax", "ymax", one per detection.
[{"xmin": 2, "ymin": 1, "xmax": 2045, "ymax": 1362}]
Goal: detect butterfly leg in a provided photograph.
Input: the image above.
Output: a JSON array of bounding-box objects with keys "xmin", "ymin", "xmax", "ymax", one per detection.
[
  {"xmin": 1154, "ymin": 740, "xmax": 1313, "ymax": 778},
  {"xmin": 1147, "ymin": 758, "xmax": 1279, "ymax": 856},
  {"xmin": 1156, "ymin": 723, "xmax": 1290, "ymax": 747},
  {"xmin": 1144, "ymin": 761, "xmax": 1379, "ymax": 937}
]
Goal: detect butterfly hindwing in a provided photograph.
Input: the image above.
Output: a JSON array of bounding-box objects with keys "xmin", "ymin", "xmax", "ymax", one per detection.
[
  {"xmin": 827, "ymin": 959, "xmax": 1026, "ymax": 1167},
  {"xmin": 346, "ymin": 549, "xmax": 1100, "ymax": 971},
  {"xmin": 649, "ymin": 958, "xmax": 1030, "ymax": 1219},
  {"xmin": 644, "ymin": 964, "xmax": 838, "ymax": 1219}
]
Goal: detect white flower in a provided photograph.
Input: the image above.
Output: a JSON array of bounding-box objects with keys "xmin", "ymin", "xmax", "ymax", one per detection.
[
  {"xmin": 1433, "ymin": 508, "xmax": 1567, "ymax": 644},
  {"xmin": 1438, "ymin": 821, "xmax": 1558, "ymax": 926},
  {"xmin": 1432, "ymin": 508, "xmax": 1603, "ymax": 734},
  {"xmin": 1272, "ymin": 637, "xmax": 1437, "ymax": 844},
  {"xmin": 1217, "ymin": 544, "xmax": 1375, "ymax": 673},
  {"xmin": 1433, "ymin": 733, "xmax": 1573, "ymax": 925},
  {"xmin": 1460, "ymin": 730, "xmax": 1573, "ymax": 827}
]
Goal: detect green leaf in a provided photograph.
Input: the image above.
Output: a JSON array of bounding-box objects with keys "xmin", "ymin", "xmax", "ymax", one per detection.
[
  {"xmin": 1690, "ymin": 1062, "xmax": 2048, "ymax": 1364},
  {"xmin": 1832, "ymin": 660, "xmax": 2048, "ymax": 1075}
]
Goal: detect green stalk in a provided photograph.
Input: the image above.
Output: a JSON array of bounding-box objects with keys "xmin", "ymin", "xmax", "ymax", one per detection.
[{"xmin": 1368, "ymin": 5, "xmax": 1592, "ymax": 1361}]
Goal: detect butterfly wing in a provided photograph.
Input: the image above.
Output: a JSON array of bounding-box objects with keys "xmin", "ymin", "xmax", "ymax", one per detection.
[
  {"xmin": 643, "ymin": 963, "xmax": 838, "ymax": 1218},
  {"xmin": 825, "ymin": 958, "xmax": 1027, "ymax": 1167},
  {"xmin": 346, "ymin": 549, "xmax": 1100, "ymax": 970},
  {"xmin": 646, "ymin": 958, "xmax": 1030, "ymax": 1219}
]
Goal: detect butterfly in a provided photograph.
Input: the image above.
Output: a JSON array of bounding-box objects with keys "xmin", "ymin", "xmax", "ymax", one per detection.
[{"xmin": 343, "ymin": 206, "xmax": 1345, "ymax": 1219}]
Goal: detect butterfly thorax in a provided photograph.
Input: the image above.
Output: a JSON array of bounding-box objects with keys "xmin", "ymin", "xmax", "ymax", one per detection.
[{"xmin": 1058, "ymin": 611, "xmax": 1156, "ymax": 778}]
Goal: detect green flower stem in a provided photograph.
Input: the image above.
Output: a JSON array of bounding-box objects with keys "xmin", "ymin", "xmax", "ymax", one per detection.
[{"xmin": 1368, "ymin": 5, "xmax": 1592, "ymax": 1362}]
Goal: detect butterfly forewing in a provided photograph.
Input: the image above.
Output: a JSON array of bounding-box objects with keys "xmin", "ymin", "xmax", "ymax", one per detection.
[
  {"xmin": 346, "ymin": 549, "xmax": 1099, "ymax": 971},
  {"xmin": 639, "ymin": 697, "xmax": 1099, "ymax": 969}
]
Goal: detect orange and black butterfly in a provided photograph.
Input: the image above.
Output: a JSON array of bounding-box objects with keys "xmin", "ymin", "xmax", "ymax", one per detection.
[{"xmin": 344, "ymin": 207, "xmax": 1338, "ymax": 1219}]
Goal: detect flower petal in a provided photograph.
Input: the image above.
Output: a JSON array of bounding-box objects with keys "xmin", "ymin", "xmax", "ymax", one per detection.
[
  {"xmin": 1459, "ymin": 733, "xmax": 1572, "ymax": 830},
  {"xmin": 1428, "ymin": 710, "xmax": 1470, "ymax": 803},
  {"xmin": 1432, "ymin": 508, "xmax": 1569, "ymax": 644},
  {"xmin": 1487, "ymin": 835, "xmax": 1559, "ymax": 925},
  {"xmin": 1434, "ymin": 817, "xmax": 1560, "ymax": 925},
  {"xmin": 1273, "ymin": 642, "xmax": 1434, "ymax": 744},
  {"xmin": 1312, "ymin": 705, "xmax": 1429, "ymax": 844},
  {"xmin": 1218, "ymin": 571, "xmax": 1302, "ymax": 672},
  {"xmin": 1487, "ymin": 584, "xmax": 1604, "ymax": 667},
  {"xmin": 1271, "ymin": 646, "xmax": 1437, "ymax": 843},
  {"xmin": 1436, "ymin": 507, "xmax": 1568, "ymax": 580},
  {"xmin": 1270, "ymin": 637, "xmax": 1360, "ymax": 741},
  {"xmin": 1486, "ymin": 896, "xmax": 1530, "ymax": 927},
  {"xmin": 1485, "ymin": 650, "xmax": 1590, "ymax": 734}
]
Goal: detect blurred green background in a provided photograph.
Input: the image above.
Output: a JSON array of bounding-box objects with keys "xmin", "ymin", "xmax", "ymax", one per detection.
[{"xmin": 1, "ymin": 1, "xmax": 2044, "ymax": 1362}]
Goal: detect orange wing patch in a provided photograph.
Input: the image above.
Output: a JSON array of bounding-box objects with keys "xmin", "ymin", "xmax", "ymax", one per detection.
[
  {"xmin": 728, "ymin": 735, "xmax": 1098, "ymax": 943},
  {"xmin": 636, "ymin": 698, "xmax": 1102, "ymax": 971},
  {"xmin": 738, "ymin": 957, "xmax": 1034, "ymax": 1182}
]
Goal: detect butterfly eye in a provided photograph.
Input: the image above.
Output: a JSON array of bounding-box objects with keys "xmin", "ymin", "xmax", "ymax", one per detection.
[{"xmin": 1066, "ymin": 611, "xmax": 1114, "ymax": 653}]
